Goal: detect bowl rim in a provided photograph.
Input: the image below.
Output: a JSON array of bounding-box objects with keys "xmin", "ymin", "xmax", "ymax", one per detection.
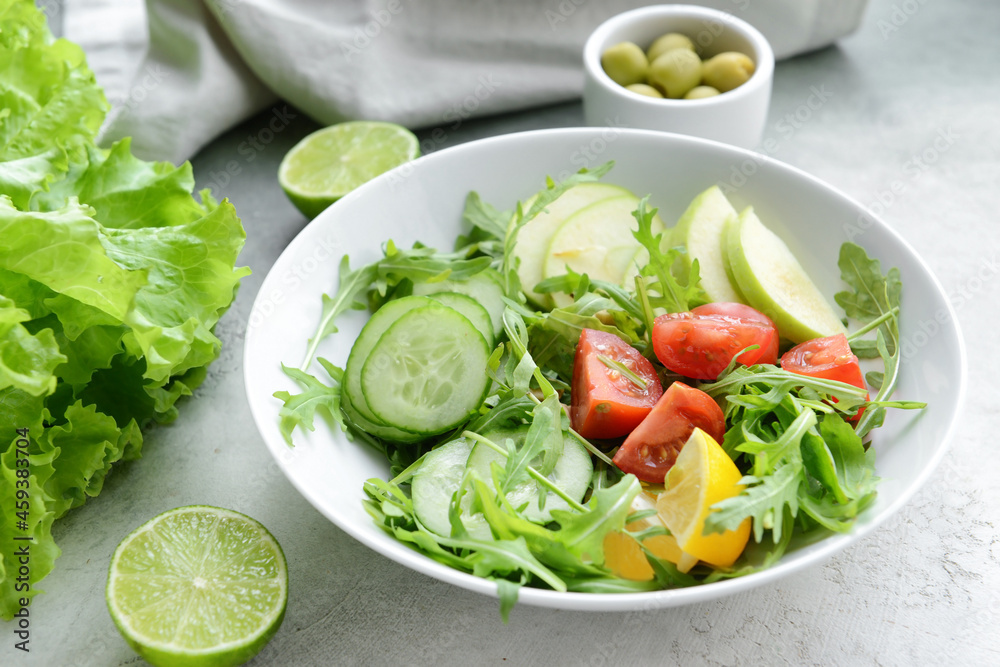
[
  {"xmin": 583, "ymin": 3, "xmax": 775, "ymax": 108},
  {"xmin": 245, "ymin": 126, "xmax": 967, "ymax": 612}
]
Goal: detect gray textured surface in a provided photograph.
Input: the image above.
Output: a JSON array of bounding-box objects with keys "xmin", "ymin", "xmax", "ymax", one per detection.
[{"xmin": 16, "ymin": 0, "xmax": 1000, "ymax": 664}]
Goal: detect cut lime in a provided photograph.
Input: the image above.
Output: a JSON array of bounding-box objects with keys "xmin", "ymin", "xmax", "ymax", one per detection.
[
  {"xmin": 106, "ymin": 506, "xmax": 288, "ymax": 667},
  {"xmin": 279, "ymin": 120, "xmax": 419, "ymax": 219}
]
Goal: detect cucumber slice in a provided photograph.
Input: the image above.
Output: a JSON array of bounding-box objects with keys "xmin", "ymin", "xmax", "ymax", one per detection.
[
  {"xmin": 426, "ymin": 292, "xmax": 494, "ymax": 348},
  {"xmin": 543, "ymin": 195, "xmax": 664, "ymax": 308},
  {"xmin": 341, "ymin": 388, "xmax": 425, "ymax": 443},
  {"xmin": 466, "ymin": 425, "xmax": 593, "ymax": 523},
  {"xmin": 361, "ymin": 304, "xmax": 491, "ymax": 435},
  {"xmin": 725, "ymin": 206, "xmax": 846, "ymax": 343},
  {"xmin": 513, "ymin": 183, "xmax": 631, "ymax": 308},
  {"xmin": 411, "ymin": 437, "xmax": 492, "ymax": 540},
  {"xmin": 412, "ymin": 269, "xmax": 506, "ymax": 337},
  {"xmin": 344, "ymin": 295, "xmax": 437, "ymax": 427}
]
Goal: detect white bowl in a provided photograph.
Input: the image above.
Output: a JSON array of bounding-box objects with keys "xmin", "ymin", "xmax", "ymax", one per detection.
[
  {"xmin": 244, "ymin": 128, "xmax": 964, "ymax": 612},
  {"xmin": 583, "ymin": 5, "xmax": 774, "ymax": 149}
]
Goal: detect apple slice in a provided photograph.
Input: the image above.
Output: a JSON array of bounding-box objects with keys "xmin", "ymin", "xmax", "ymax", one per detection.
[
  {"xmin": 513, "ymin": 183, "xmax": 630, "ymax": 307},
  {"xmin": 672, "ymin": 185, "xmax": 746, "ymax": 304},
  {"xmin": 544, "ymin": 195, "xmax": 664, "ymax": 308},
  {"xmin": 725, "ymin": 206, "xmax": 846, "ymax": 343}
]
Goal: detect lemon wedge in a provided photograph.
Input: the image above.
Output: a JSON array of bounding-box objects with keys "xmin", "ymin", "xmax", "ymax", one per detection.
[{"xmin": 655, "ymin": 428, "xmax": 750, "ymax": 568}]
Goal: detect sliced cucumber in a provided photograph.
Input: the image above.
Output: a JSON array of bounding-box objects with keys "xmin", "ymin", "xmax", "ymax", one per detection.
[
  {"xmin": 344, "ymin": 295, "xmax": 437, "ymax": 427},
  {"xmin": 427, "ymin": 292, "xmax": 494, "ymax": 348},
  {"xmin": 466, "ymin": 424, "xmax": 593, "ymax": 524},
  {"xmin": 412, "ymin": 268, "xmax": 506, "ymax": 337},
  {"xmin": 513, "ymin": 183, "xmax": 631, "ymax": 308},
  {"xmin": 340, "ymin": 388, "xmax": 425, "ymax": 443},
  {"xmin": 543, "ymin": 195, "xmax": 664, "ymax": 308},
  {"xmin": 361, "ymin": 303, "xmax": 491, "ymax": 435},
  {"xmin": 411, "ymin": 437, "xmax": 491, "ymax": 540}
]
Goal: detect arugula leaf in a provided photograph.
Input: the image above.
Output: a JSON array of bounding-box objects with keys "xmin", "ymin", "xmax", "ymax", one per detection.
[
  {"xmin": 502, "ymin": 394, "xmax": 561, "ymax": 490},
  {"xmin": 632, "ymin": 196, "xmax": 708, "ymax": 314},
  {"xmin": 302, "ymin": 256, "xmax": 376, "ymax": 368},
  {"xmin": 274, "ymin": 359, "xmax": 347, "ymax": 446},
  {"xmin": 706, "ymin": 464, "xmax": 802, "ymax": 543},
  {"xmin": 835, "ymin": 242, "xmax": 915, "ymax": 437},
  {"xmin": 461, "ymin": 190, "xmax": 510, "ymax": 241},
  {"xmin": 550, "ymin": 474, "xmax": 640, "ymax": 566}
]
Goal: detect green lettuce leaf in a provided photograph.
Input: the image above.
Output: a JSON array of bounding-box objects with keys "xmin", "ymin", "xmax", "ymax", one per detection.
[
  {"xmin": 102, "ymin": 200, "xmax": 250, "ymax": 385},
  {"xmin": 34, "ymin": 139, "xmax": 208, "ymax": 227},
  {"xmin": 0, "ymin": 33, "xmax": 106, "ymax": 160},
  {"xmin": 0, "ymin": 0, "xmax": 248, "ymax": 620},
  {"xmin": 0, "ymin": 197, "xmax": 147, "ymax": 320},
  {"xmin": 0, "ymin": 296, "xmax": 65, "ymax": 395}
]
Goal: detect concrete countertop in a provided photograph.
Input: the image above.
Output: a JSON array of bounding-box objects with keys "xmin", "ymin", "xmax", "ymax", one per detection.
[{"xmin": 19, "ymin": 0, "xmax": 1000, "ymax": 664}]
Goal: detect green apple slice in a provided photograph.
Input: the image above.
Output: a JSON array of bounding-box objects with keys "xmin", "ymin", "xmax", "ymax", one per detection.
[
  {"xmin": 673, "ymin": 185, "xmax": 746, "ymax": 304},
  {"xmin": 726, "ymin": 206, "xmax": 846, "ymax": 343},
  {"xmin": 513, "ymin": 182, "xmax": 630, "ymax": 307},
  {"xmin": 543, "ymin": 195, "xmax": 664, "ymax": 308}
]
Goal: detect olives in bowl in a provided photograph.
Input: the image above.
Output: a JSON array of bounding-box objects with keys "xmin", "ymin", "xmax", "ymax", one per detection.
[
  {"xmin": 601, "ymin": 32, "xmax": 756, "ymax": 100},
  {"xmin": 583, "ymin": 4, "xmax": 774, "ymax": 148}
]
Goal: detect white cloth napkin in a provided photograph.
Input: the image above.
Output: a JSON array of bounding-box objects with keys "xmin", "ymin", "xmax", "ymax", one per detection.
[{"xmin": 64, "ymin": 0, "xmax": 869, "ymax": 164}]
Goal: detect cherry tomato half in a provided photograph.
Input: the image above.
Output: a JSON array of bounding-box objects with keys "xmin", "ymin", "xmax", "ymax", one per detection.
[
  {"xmin": 571, "ymin": 329, "xmax": 664, "ymax": 439},
  {"xmin": 612, "ymin": 381, "xmax": 726, "ymax": 484},
  {"xmin": 652, "ymin": 308, "xmax": 778, "ymax": 380},
  {"xmin": 691, "ymin": 302, "xmax": 779, "ymax": 364},
  {"xmin": 780, "ymin": 333, "xmax": 868, "ymax": 421},
  {"xmin": 779, "ymin": 333, "xmax": 866, "ymax": 388}
]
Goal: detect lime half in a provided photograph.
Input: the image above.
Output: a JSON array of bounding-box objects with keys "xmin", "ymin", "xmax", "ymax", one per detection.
[
  {"xmin": 279, "ymin": 120, "xmax": 419, "ymax": 218},
  {"xmin": 106, "ymin": 506, "xmax": 288, "ymax": 667}
]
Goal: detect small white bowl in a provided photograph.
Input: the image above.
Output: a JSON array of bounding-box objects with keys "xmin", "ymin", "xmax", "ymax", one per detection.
[{"xmin": 583, "ymin": 4, "xmax": 774, "ymax": 149}]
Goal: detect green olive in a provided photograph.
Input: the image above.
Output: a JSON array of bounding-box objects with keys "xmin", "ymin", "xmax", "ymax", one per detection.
[
  {"xmin": 684, "ymin": 85, "xmax": 721, "ymax": 100},
  {"xmin": 646, "ymin": 32, "xmax": 696, "ymax": 63},
  {"xmin": 701, "ymin": 52, "xmax": 755, "ymax": 92},
  {"xmin": 625, "ymin": 83, "xmax": 664, "ymax": 99},
  {"xmin": 601, "ymin": 42, "xmax": 649, "ymax": 87},
  {"xmin": 647, "ymin": 48, "xmax": 702, "ymax": 99}
]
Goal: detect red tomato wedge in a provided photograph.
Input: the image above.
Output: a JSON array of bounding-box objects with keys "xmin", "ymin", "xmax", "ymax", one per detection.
[
  {"xmin": 651, "ymin": 308, "xmax": 778, "ymax": 380},
  {"xmin": 780, "ymin": 333, "xmax": 868, "ymax": 420},
  {"xmin": 691, "ymin": 302, "xmax": 779, "ymax": 364},
  {"xmin": 780, "ymin": 333, "xmax": 866, "ymax": 389},
  {"xmin": 571, "ymin": 329, "xmax": 663, "ymax": 439},
  {"xmin": 612, "ymin": 382, "xmax": 726, "ymax": 484}
]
